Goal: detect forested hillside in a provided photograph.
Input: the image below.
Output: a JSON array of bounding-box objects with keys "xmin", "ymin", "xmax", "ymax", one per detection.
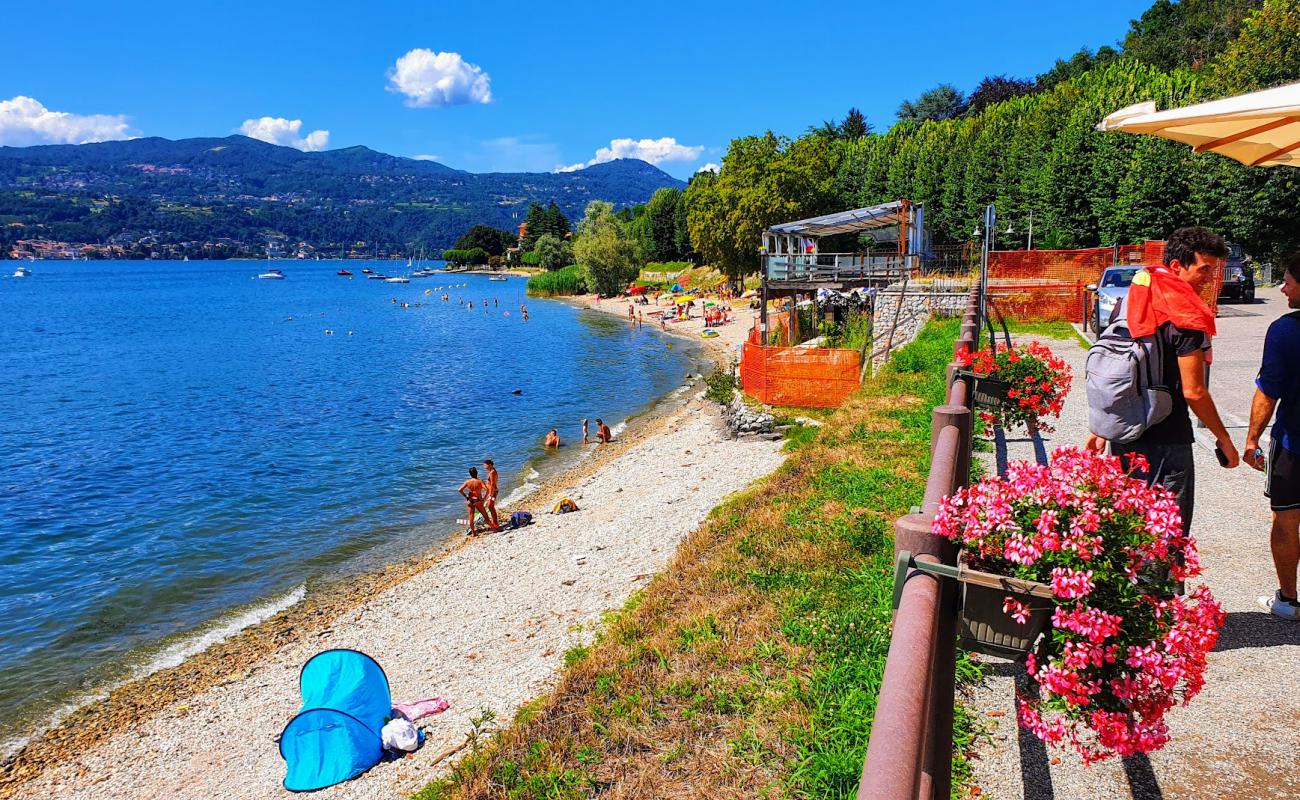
[
  {"xmin": 0, "ymin": 136, "xmax": 683, "ymax": 258},
  {"xmin": 684, "ymin": 0, "xmax": 1300, "ymax": 277}
]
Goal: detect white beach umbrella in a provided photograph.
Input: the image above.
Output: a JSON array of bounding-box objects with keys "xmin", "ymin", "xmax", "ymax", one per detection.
[{"xmin": 1097, "ymin": 81, "xmax": 1300, "ymax": 168}]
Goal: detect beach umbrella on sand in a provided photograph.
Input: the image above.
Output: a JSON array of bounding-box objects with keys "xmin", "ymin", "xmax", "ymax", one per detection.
[
  {"xmin": 676, "ymin": 295, "xmax": 696, "ymax": 304},
  {"xmin": 741, "ymin": 289, "xmax": 758, "ymax": 298},
  {"xmin": 1097, "ymin": 81, "xmax": 1300, "ymax": 168}
]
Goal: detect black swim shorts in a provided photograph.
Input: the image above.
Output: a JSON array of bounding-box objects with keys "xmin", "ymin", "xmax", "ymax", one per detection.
[{"xmin": 1266, "ymin": 439, "xmax": 1300, "ymax": 512}]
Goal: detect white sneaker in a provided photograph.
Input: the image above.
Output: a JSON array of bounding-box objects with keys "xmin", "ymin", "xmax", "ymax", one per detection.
[{"xmin": 1259, "ymin": 591, "xmax": 1300, "ymax": 621}]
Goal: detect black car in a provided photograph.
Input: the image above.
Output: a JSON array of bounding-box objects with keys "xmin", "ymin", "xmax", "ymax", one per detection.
[{"xmin": 1219, "ymin": 244, "xmax": 1255, "ymax": 303}]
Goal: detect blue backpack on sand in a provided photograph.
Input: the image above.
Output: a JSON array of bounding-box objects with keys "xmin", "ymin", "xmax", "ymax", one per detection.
[
  {"xmin": 510, "ymin": 511, "xmax": 533, "ymax": 529},
  {"xmin": 279, "ymin": 649, "xmax": 391, "ymax": 792}
]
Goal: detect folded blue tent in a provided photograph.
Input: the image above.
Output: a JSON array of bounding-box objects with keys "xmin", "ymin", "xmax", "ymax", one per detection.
[{"xmin": 279, "ymin": 649, "xmax": 391, "ymax": 792}]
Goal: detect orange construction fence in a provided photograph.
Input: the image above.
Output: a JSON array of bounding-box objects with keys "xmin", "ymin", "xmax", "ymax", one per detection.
[
  {"xmin": 740, "ymin": 316, "xmax": 861, "ymax": 408},
  {"xmin": 985, "ymin": 241, "xmax": 1220, "ymax": 323}
]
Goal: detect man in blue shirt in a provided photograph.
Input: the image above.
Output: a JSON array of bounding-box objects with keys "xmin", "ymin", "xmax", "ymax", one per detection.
[{"xmin": 1246, "ymin": 253, "xmax": 1300, "ymax": 620}]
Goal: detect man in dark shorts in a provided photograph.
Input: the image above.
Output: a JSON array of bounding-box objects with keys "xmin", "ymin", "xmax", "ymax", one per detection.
[
  {"xmin": 1087, "ymin": 227, "xmax": 1239, "ymax": 535},
  {"xmin": 1246, "ymin": 252, "xmax": 1300, "ymax": 620}
]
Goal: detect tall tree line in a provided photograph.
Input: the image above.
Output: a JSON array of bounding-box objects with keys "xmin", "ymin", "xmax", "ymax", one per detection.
[{"xmin": 685, "ymin": 0, "xmax": 1300, "ymax": 277}]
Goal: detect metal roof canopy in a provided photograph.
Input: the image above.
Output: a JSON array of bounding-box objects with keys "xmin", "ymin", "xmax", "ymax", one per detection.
[{"xmin": 765, "ymin": 200, "xmax": 907, "ymax": 238}]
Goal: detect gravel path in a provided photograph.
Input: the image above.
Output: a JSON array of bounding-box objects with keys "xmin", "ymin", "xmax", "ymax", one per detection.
[
  {"xmin": 967, "ymin": 298, "xmax": 1300, "ymax": 799},
  {"xmin": 18, "ymin": 402, "xmax": 785, "ymax": 800}
]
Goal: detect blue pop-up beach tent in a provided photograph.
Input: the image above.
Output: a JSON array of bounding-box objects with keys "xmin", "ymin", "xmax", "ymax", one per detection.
[{"xmin": 278, "ymin": 649, "xmax": 391, "ymax": 792}]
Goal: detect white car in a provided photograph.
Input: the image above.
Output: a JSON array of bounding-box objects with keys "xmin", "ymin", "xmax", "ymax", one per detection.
[{"xmin": 1089, "ymin": 266, "xmax": 1140, "ymax": 331}]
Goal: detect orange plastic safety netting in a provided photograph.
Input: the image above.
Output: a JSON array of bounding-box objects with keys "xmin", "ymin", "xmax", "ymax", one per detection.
[
  {"xmin": 986, "ymin": 248, "xmax": 1113, "ymax": 323},
  {"xmin": 740, "ymin": 313, "xmax": 861, "ymax": 408},
  {"xmin": 984, "ymin": 242, "xmax": 1220, "ymax": 323}
]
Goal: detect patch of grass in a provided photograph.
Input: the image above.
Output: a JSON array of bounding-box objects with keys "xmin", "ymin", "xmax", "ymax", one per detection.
[
  {"xmin": 1002, "ymin": 320, "xmax": 1090, "ymax": 349},
  {"xmin": 413, "ymin": 318, "xmax": 980, "ymax": 800}
]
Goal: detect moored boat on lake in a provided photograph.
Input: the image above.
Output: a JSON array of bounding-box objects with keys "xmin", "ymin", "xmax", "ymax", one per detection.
[{"xmin": 257, "ymin": 269, "xmax": 285, "ymax": 279}]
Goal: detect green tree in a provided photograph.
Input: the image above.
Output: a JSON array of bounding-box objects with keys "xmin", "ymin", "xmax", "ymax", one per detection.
[
  {"xmin": 1036, "ymin": 46, "xmax": 1120, "ymax": 89},
  {"xmin": 542, "ymin": 202, "xmax": 571, "ymax": 239},
  {"xmin": 534, "ymin": 233, "xmax": 574, "ymax": 270},
  {"xmin": 572, "ymin": 200, "xmax": 641, "ymax": 295},
  {"xmin": 521, "ymin": 202, "xmax": 546, "ymax": 251},
  {"xmin": 897, "ymin": 84, "xmax": 967, "ymax": 123},
  {"xmin": 453, "ymin": 224, "xmax": 516, "ymax": 256},
  {"xmin": 1123, "ymin": 0, "xmax": 1263, "ymax": 71},
  {"xmin": 635, "ymin": 188, "xmax": 683, "ymax": 262},
  {"xmin": 966, "ymin": 75, "xmax": 1038, "ymax": 115}
]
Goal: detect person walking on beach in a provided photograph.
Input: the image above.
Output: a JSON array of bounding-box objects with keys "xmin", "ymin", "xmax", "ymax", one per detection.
[
  {"xmin": 483, "ymin": 458, "xmax": 501, "ymax": 531},
  {"xmin": 595, "ymin": 418, "xmax": 613, "ymax": 444},
  {"xmin": 1245, "ymin": 253, "xmax": 1300, "ymax": 619},
  {"xmin": 545, "ymin": 428, "xmax": 560, "ymax": 448},
  {"xmin": 458, "ymin": 467, "xmax": 495, "ymax": 535},
  {"xmin": 582, "ymin": 418, "xmax": 589, "ymax": 443},
  {"xmin": 1086, "ymin": 227, "xmax": 1239, "ymax": 536}
]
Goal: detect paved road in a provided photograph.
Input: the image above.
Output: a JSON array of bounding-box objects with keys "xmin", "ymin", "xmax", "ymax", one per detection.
[{"xmin": 967, "ymin": 291, "xmax": 1300, "ymax": 800}]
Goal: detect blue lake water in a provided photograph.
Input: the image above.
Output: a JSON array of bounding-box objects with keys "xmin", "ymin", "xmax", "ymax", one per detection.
[{"xmin": 0, "ymin": 260, "xmax": 697, "ymax": 744}]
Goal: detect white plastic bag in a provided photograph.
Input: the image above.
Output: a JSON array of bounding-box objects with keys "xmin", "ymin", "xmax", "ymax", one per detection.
[{"xmin": 381, "ymin": 718, "xmax": 419, "ymax": 752}]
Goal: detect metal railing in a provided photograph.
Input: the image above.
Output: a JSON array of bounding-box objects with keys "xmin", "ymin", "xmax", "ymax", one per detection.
[
  {"xmin": 765, "ymin": 253, "xmax": 913, "ymax": 282},
  {"xmin": 856, "ymin": 287, "xmax": 980, "ymax": 800}
]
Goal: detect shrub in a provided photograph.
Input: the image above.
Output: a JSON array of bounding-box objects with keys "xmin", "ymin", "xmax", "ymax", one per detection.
[
  {"xmin": 704, "ymin": 361, "xmax": 738, "ymax": 405},
  {"xmin": 527, "ymin": 264, "xmax": 587, "ymax": 296},
  {"xmin": 520, "ymin": 251, "xmax": 541, "ymax": 267}
]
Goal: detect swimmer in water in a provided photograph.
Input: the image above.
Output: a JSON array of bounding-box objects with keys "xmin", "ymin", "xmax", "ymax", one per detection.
[{"xmin": 545, "ymin": 428, "xmax": 560, "ymax": 448}]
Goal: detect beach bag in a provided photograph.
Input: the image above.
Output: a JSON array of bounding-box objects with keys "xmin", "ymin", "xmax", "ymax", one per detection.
[
  {"xmin": 552, "ymin": 498, "xmax": 579, "ymax": 514},
  {"xmin": 1085, "ymin": 308, "xmax": 1171, "ymax": 444},
  {"xmin": 509, "ymin": 511, "xmax": 533, "ymax": 529},
  {"xmin": 380, "ymin": 718, "xmax": 419, "ymax": 753}
]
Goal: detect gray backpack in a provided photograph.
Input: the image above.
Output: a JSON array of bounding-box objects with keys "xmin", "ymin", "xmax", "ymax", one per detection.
[{"xmin": 1085, "ymin": 304, "xmax": 1172, "ymax": 443}]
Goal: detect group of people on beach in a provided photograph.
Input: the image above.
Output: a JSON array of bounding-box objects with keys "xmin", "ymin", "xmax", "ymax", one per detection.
[
  {"xmin": 1084, "ymin": 227, "xmax": 1300, "ymax": 620},
  {"xmin": 457, "ymin": 418, "xmax": 613, "ymax": 535}
]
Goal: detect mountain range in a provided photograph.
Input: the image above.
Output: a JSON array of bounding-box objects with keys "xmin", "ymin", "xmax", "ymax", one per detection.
[{"xmin": 0, "ymin": 135, "xmax": 686, "ymax": 258}]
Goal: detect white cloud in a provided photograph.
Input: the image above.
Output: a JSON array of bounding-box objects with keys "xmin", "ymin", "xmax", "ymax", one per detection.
[
  {"xmin": 0, "ymin": 95, "xmax": 134, "ymax": 146},
  {"xmin": 555, "ymin": 137, "xmax": 706, "ymax": 172},
  {"xmin": 697, "ymin": 162, "xmax": 720, "ymax": 173},
  {"xmin": 238, "ymin": 117, "xmax": 330, "ymax": 152},
  {"xmin": 387, "ymin": 48, "xmax": 492, "ymax": 108},
  {"xmin": 412, "ymin": 154, "xmax": 440, "ymax": 161}
]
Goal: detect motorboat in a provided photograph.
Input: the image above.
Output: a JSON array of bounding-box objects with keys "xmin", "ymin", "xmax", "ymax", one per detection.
[
  {"xmin": 367, "ymin": 274, "xmax": 389, "ymax": 280},
  {"xmin": 337, "ymin": 269, "xmax": 353, "ymax": 276},
  {"xmin": 384, "ymin": 276, "xmax": 410, "ymax": 284},
  {"xmin": 361, "ymin": 268, "xmax": 375, "ymax": 275},
  {"xmin": 12, "ymin": 265, "xmax": 31, "ymax": 278},
  {"xmin": 411, "ymin": 269, "xmax": 435, "ymax": 278},
  {"xmin": 257, "ymin": 269, "xmax": 285, "ymax": 280},
  {"xmin": 488, "ymin": 274, "xmax": 508, "ymax": 282}
]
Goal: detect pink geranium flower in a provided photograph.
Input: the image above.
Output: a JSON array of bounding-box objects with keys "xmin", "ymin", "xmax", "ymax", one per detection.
[{"xmin": 933, "ymin": 446, "xmax": 1223, "ymax": 763}]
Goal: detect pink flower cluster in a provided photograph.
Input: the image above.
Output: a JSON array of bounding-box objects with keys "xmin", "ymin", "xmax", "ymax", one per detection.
[
  {"xmin": 933, "ymin": 446, "xmax": 1225, "ymax": 763},
  {"xmin": 960, "ymin": 340, "xmax": 1072, "ymax": 433}
]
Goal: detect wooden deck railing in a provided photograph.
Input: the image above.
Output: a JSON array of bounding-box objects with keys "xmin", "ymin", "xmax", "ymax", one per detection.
[{"xmin": 856, "ymin": 287, "xmax": 981, "ymax": 800}]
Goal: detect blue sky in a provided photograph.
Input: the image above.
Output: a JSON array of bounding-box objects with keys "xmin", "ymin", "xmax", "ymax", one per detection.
[{"xmin": 0, "ymin": 0, "xmax": 1152, "ymax": 178}]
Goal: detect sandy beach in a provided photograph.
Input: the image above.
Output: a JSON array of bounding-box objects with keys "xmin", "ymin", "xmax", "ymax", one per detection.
[{"xmin": 2, "ymin": 297, "xmax": 783, "ymax": 800}]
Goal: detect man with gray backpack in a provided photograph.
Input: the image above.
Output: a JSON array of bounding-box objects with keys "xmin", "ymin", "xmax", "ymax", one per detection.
[{"xmin": 1086, "ymin": 227, "xmax": 1239, "ymax": 536}]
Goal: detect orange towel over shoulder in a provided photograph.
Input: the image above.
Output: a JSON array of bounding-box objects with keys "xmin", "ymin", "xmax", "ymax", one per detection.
[{"xmin": 1126, "ymin": 265, "xmax": 1216, "ymax": 339}]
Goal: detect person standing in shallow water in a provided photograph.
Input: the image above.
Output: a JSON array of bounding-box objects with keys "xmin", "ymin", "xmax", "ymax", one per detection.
[{"xmin": 582, "ymin": 418, "xmax": 589, "ymax": 443}]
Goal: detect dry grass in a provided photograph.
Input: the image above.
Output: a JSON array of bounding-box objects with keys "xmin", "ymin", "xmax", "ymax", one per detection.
[{"xmin": 414, "ymin": 319, "xmax": 971, "ymax": 800}]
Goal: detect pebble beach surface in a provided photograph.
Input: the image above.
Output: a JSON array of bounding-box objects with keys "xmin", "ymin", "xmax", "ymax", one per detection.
[{"xmin": 13, "ymin": 397, "xmax": 784, "ymax": 800}]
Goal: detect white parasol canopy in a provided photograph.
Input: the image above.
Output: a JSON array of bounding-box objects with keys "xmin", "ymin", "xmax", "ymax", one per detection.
[{"xmin": 1097, "ymin": 81, "xmax": 1300, "ymax": 168}]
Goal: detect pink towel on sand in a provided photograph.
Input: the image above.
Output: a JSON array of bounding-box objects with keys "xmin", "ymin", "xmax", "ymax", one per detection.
[{"xmin": 393, "ymin": 697, "xmax": 450, "ymax": 721}]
